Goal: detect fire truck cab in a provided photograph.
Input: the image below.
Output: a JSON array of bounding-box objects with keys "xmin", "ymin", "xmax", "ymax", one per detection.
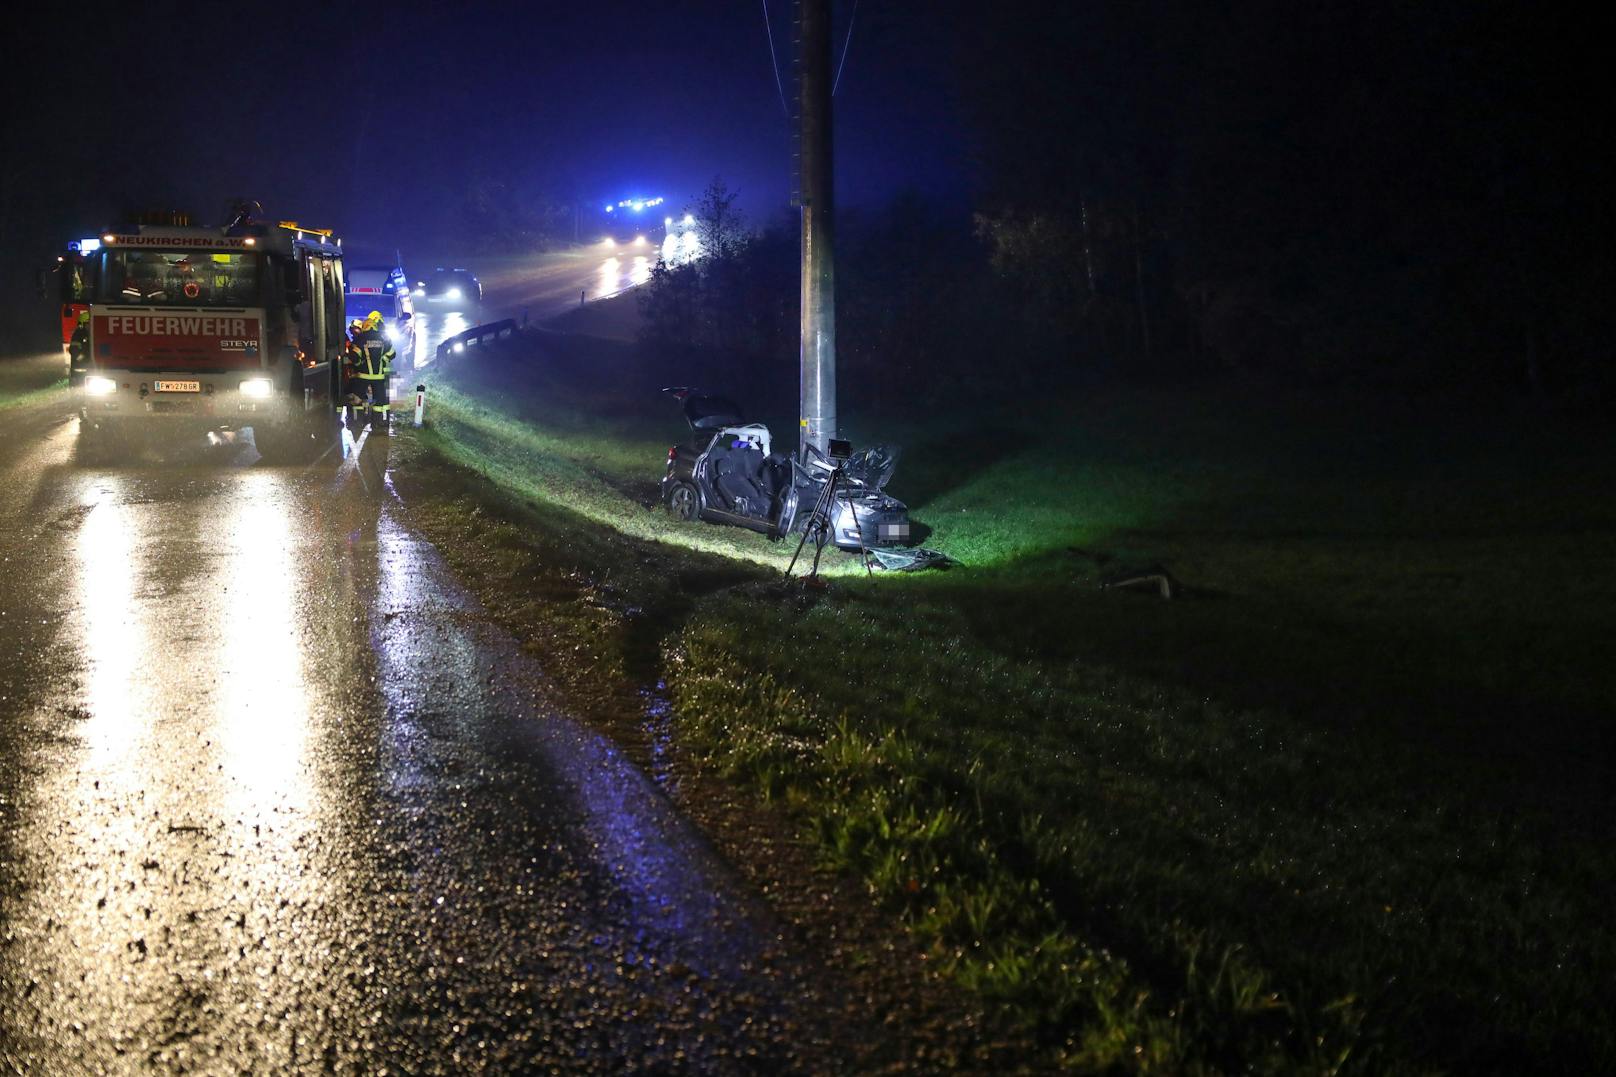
[
  {"xmin": 40, "ymin": 240, "xmax": 97, "ymax": 382},
  {"xmin": 75, "ymin": 210, "xmax": 351, "ymax": 461}
]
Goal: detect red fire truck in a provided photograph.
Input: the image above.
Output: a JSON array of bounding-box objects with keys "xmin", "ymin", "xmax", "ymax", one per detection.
[{"xmin": 73, "ymin": 207, "xmax": 351, "ymax": 461}]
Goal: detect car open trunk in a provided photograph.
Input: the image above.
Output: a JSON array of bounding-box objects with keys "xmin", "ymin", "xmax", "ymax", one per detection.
[{"xmin": 679, "ymin": 391, "xmax": 746, "ymax": 434}]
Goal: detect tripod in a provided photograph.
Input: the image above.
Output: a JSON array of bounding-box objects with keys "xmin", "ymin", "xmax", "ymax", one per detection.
[{"xmin": 784, "ymin": 463, "xmax": 874, "ymax": 580}]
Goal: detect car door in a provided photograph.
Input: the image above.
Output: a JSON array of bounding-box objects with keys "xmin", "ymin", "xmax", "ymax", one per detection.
[{"xmin": 390, "ymin": 293, "xmax": 415, "ymax": 369}]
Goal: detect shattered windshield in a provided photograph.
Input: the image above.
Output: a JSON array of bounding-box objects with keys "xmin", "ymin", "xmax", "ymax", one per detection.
[
  {"xmin": 98, "ymin": 250, "xmax": 262, "ymax": 306},
  {"xmin": 842, "ymin": 445, "xmax": 900, "ymax": 491}
]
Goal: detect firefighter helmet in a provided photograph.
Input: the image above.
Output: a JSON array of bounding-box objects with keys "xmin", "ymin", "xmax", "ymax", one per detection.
[{"xmin": 366, "ymin": 310, "xmax": 384, "ymax": 328}]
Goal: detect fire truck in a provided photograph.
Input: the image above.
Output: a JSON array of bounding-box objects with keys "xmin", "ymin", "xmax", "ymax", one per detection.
[{"xmin": 71, "ymin": 207, "xmax": 351, "ymax": 461}]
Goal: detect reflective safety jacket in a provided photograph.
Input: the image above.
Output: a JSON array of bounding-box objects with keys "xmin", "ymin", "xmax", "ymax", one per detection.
[{"xmin": 351, "ymin": 326, "xmax": 394, "ymax": 380}]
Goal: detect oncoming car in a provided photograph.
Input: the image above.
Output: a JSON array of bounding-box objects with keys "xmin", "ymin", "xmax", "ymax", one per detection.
[
  {"xmin": 418, "ymin": 267, "xmax": 482, "ymax": 309},
  {"xmin": 660, "ymin": 388, "xmax": 910, "ymax": 551}
]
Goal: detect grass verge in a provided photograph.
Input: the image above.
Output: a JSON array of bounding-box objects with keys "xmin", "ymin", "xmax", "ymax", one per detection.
[
  {"xmin": 0, "ymin": 372, "xmax": 66, "ymax": 412},
  {"xmin": 404, "ymin": 332, "xmax": 1616, "ymax": 1073}
]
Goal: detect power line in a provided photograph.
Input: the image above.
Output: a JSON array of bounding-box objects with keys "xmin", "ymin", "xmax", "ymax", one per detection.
[
  {"xmin": 832, "ymin": 0, "xmax": 861, "ymax": 96},
  {"xmin": 761, "ymin": 0, "xmax": 790, "ymax": 116}
]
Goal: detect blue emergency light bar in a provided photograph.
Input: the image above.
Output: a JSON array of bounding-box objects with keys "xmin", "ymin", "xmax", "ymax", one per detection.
[{"xmin": 606, "ymin": 197, "xmax": 665, "ymax": 213}]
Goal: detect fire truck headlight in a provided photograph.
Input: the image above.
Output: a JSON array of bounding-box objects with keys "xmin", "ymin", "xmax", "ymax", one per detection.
[
  {"xmin": 84, "ymin": 376, "xmax": 117, "ymax": 396},
  {"xmin": 240, "ymin": 378, "xmax": 275, "ymax": 399}
]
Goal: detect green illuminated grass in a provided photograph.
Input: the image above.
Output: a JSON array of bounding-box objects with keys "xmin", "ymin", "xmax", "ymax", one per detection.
[
  {"xmin": 419, "ymin": 347, "xmax": 878, "ymax": 574},
  {"xmin": 413, "ymin": 336, "xmax": 1616, "ymax": 1072},
  {"xmin": 0, "ymin": 362, "xmax": 66, "ymax": 412}
]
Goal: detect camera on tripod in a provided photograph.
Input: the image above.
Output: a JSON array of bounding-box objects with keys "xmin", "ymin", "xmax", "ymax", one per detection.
[{"xmin": 786, "ymin": 437, "xmax": 873, "ymax": 580}]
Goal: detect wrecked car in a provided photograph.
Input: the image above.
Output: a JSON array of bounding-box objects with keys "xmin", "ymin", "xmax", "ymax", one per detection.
[{"xmin": 660, "ymin": 388, "xmax": 910, "ymax": 551}]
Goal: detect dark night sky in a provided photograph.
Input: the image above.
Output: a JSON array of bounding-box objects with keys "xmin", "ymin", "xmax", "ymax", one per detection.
[
  {"xmin": 3, "ymin": 0, "xmax": 1597, "ymax": 247},
  {"xmin": 3, "ymin": 0, "xmax": 1608, "ymax": 374},
  {"xmin": 2, "ymin": 0, "xmax": 965, "ymax": 258}
]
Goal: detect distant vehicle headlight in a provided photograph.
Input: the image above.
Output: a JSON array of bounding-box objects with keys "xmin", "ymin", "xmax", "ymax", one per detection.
[
  {"xmin": 447, "ymin": 287, "xmax": 462, "ymax": 300},
  {"xmin": 240, "ymin": 378, "xmax": 274, "ymax": 398},
  {"xmin": 84, "ymin": 375, "xmax": 117, "ymax": 396},
  {"xmin": 385, "ymin": 327, "xmax": 400, "ymax": 343}
]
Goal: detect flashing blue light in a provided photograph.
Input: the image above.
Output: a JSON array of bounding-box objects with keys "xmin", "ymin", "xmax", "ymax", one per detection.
[{"xmin": 613, "ymin": 196, "xmax": 665, "ymax": 213}]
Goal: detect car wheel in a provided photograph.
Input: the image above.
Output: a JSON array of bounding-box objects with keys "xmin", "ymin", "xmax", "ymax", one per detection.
[{"xmin": 666, "ymin": 481, "xmax": 699, "ymax": 522}]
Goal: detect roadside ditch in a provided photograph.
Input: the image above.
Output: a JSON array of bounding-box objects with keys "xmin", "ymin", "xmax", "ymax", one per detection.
[{"xmin": 384, "ymin": 432, "xmax": 1022, "ymax": 1072}]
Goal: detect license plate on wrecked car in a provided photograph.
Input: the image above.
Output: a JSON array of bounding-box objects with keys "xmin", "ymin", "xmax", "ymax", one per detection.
[{"xmin": 153, "ymin": 380, "xmax": 200, "ymax": 393}]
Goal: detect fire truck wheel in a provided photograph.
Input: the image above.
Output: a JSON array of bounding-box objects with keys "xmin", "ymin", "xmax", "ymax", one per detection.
[{"xmin": 252, "ymin": 422, "xmax": 312, "ymax": 465}]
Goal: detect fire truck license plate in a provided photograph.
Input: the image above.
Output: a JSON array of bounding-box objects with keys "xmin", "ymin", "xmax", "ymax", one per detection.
[{"xmin": 153, "ymin": 380, "xmax": 200, "ymax": 393}]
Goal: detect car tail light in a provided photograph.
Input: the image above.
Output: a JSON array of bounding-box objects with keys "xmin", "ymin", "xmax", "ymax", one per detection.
[{"xmin": 667, "ymin": 446, "xmax": 678, "ymax": 461}]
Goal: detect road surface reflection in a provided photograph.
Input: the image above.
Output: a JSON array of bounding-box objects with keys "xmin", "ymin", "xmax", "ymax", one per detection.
[
  {"xmin": 0, "ymin": 407, "xmax": 861, "ymax": 1069},
  {"xmin": 597, "ymin": 257, "xmax": 622, "ymax": 298},
  {"xmin": 76, "ymin": 488, "xmax": 142, "ymax": 764},
  {"xmin": 215, "ymin": 471, "xmax": 313, "ymax": 813},
  {"xmin": 3, "ymin": 460, "xmax": 351, "ymax": 1064},
  {"xmin": 588, "ymin": 240, "xmax": 658, "ymax": 299},
  {"xmin": 407, "ymin": 309, "xmax": 470, "ymax": 369}
]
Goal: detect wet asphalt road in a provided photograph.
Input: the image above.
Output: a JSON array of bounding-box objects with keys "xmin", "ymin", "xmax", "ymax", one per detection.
[
  {"xmin": 396, "ymin": 247, "xmax": 646, "ymax": 375},
  {"xmin": 0, "ymin": 361, "xmax": 867, "ymax": 1072}
]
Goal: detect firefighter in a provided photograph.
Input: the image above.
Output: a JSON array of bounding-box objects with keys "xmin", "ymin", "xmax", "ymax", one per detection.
[
  {"xmin": 350, "ymin": 310, "xmax": 395, "ymax": 429},
  {"xmin": 344, "ymin": 318, "xmax": 365, "ymax": 366},
  {"xmin": 68, "ymin": 309, "xmax": 90, "ymax": 368},
  {"xmin": 341, "ymin": 318, "xmax": 366, "ymax": 420}
]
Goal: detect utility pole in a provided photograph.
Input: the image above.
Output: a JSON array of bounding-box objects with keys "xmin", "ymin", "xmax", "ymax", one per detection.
[{"xmin": 796, "ymin": 0, "xmax": 835, "ymax": 457}]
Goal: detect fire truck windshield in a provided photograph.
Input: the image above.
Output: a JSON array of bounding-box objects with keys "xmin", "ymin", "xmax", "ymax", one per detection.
[{"xmin": 97, "ymin": 250, "xmax": 263, "ymax": 307}]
